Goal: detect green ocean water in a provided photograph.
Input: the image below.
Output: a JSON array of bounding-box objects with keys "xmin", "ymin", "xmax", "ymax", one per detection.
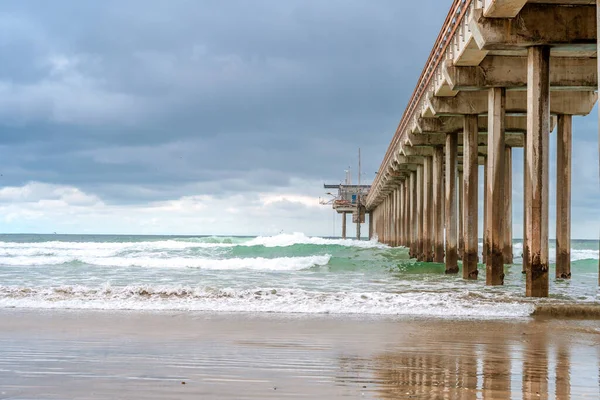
[{"xmin": 0, "ymin": 233, "xmax": 597, "ymax": 317}]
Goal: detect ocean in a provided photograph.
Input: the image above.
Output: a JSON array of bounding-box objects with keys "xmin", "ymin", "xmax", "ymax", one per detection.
[{"xmin": 0, "ymin": 233, "xmax": 598, "ymax": 318}]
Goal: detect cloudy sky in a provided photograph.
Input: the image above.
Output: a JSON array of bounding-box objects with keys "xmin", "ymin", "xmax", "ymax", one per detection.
[{"xmin": 0, "ymin": 1, "xmax": 598, "ymax": 238}]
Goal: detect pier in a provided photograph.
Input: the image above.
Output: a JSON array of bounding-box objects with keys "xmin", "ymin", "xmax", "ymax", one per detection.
[{"xmin": 364, "ymin": 0, "xmax": 600, "ymax": 297}]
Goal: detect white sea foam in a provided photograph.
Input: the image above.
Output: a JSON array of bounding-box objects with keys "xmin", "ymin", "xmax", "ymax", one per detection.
[
  {"xmin": 512, "ymin": 243, "xmax": 598, "ymax": 262},
  {"xmin": 0, "ymin": 284, "xmax": 535, "ymax": 318},
  {"xmin": 0, "ymin": 233, "xmax": 386, "ymax": 256},
  {"xmin": 0, "ymin": 254, "xmax": 331, "ymax": 271},
  {"xmin": 245, "ymin": 232, "xmax": 387, "ymax": 248}
]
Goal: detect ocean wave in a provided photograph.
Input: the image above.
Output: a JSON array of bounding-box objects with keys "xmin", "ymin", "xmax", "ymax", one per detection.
[
  {"xmin": 244, "ymin": 232, "xmax": 387, "ymax": 248},
  {"xmin": 0, "ymin": 233, "xmax": 386, "ymax": 257},
  {"xmin": 0, "ymin": 284, "xmax": 535, "ymax": 318},
  {"xmin": 0, "ymin": 255, "xmax": 331, "ymax": 271},
  {"xmin": 511, "ymin": 243, "xmax": 598, "ymax": 262}
]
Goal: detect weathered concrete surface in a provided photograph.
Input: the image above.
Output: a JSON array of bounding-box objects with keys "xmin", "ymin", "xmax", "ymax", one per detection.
[
  {"xmin": 443, "ymin": 56, "xmax": 597, "ymax": 91},
  {"xmin": 407, "ymin": 132, "xmax": 524, "ymax": 148},
  {"xmin": 410, "ymin": 172, "xmax": 418, "ymax": 259},
  {"xmin": 458, "ymin": 170, "xmax": 464, "ymax": 261},
  {"xmin": 342, "ymin": 212, "xmax": 347, "ymax": 240},
  {"xmin": 503, "ymin": 147, "xmax": 514, "ymax": 265},
  {"xmin": 404, "ymin": 181, "xmax": 410, "ymax": 248},
  {"xmin": 486, "ymin": 87, "xmax": 506, "ymax": 286},
  {"xmin": 483, "ymin": 0, "xmax": 527, "ymax": 18},
  {"xmin": 414, "ymin": 115, "xmax": 529, "ymax": 135},
  {"xmin": 445, "ymin": 133, "xmax": 459, "ymax": 274},
  {"xmin": 423, "ymin": 156, "xmax": 434, "ymax": 262},
  {"xmin": 483, "ymin": 160, "xmax": 488, "ymax": 264},
  {"xmin": 416, "ymin": 165, "xmax": 424, "ymax": 260},
  {"xmin": 463, "ymin": 114, "xmax": 479, "ymax": 280},
  {"xmin": 471, "ymin": 4, "xmax": 596, "ymax": 51},
  {"xmin": 526, "ymin": 46, "xmax": 551, "ymax": 298},
  {"xmin": 425, "ymin": 90, "xmax": 596, "ymax": 117},
  {"xmin": 556, "ymin": 114, "xmax": 572, "ymax": 279},
  {"xmin": 523, "ymin": 140, "xmax": 529, "ymax": 274},
  {"xmin": 433, "ymin": 146, "xmax": 445, "ymax": 263}
]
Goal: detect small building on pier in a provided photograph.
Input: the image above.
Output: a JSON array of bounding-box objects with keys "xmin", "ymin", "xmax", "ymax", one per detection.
[{"xmin": 321, "ymin": 181, "xmax": 370, "ymax": 240}]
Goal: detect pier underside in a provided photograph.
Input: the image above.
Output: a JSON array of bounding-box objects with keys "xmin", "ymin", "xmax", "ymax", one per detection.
[{"xmin": 367, "ymin": 0, "xmax": 599, "ymax": 298}]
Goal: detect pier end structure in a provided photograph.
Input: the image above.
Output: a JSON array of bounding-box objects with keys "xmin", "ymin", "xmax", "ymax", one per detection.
[{"xmin": 321, "ymin": 182, "xmax": 370, "ymax": 241}]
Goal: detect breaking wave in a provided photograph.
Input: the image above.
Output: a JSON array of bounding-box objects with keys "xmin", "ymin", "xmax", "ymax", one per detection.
[
  {"xmin": 0, "ymin": 284, "xmax": 536, "ymax": 318},
  {"xmin": 0, "ymin": 254, "xmax": 332, "ymax": 271}
]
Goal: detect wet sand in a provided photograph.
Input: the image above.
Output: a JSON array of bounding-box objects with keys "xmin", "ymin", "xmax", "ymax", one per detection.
[{"xmin": 0, "ymin": 310, "xmax": 599, "ymax": 399}]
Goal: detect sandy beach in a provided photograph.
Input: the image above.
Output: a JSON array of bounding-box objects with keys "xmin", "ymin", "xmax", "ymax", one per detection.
[{"xmin": 0, "ymin": 310, "xmax": 598, "ymax": 399}]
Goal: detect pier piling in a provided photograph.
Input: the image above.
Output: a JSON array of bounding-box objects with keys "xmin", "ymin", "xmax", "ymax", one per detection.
[
  {"xmin": 503, "ymin": 147, "xmax": 514, "ymax": 265},
  {"xmin": 424, "ymin": 156, "xmax": 434, "ymax": 262},
  {"xmin": 526, "ymin": 46, "xmax": 551, "ymax": 298},
  {"xmin": 556, "ymin": 114, "xmax": 572, "ymax": 279},
  {"xmin": 433, "ymin": 146, "xmax": 445, "ymax": 263},
  {"xmin": 445, "ymin": 132, "xmax": 459, "ymax": 274},
  {"xmin": 463, "ymin": 114, "xmax": 479, "ymax": 279},
  {"xmin": 417, "ymin": 165, "xmax": 424, "ymax": 260},
  {"xmin": 486, "ymin": 87, "xmax": 506, "ymax": 286}
]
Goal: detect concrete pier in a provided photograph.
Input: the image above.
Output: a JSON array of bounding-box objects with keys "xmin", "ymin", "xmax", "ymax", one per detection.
[
  {"xmin": 423, "ymin": 156, "xmax": 434, "ymax": 262},
  {"xmin": 458, "ymin": 170, "xmax": 464, "ymax": 261},
  {"xmin": 410, "ymin": 172, "xmax": 418, "ymax": 258},
  {"xmin": 463, "ymin": 114, "xmax": 479, "ymax": 279},
  {"xmin": 361, "ymin": 0, "xmax": 598, "ymax": 298},
  {"xmin": 445, "ymin": 132, "xmax": 459, "ymax": 274},
  {"xmin": 433, "ymin": 146, "xmax": 445, "ymax": 263},
  {"xmin": 556, "ymin": 114, "xmax": 572, "ymax": 279},
  {"xmin": 483, "ymin": 160, "xmax": 488, "ymax": 264},
  {"xmin": 404, "ymin": 181, "xmax": 410, "ymax": 248},
  {"xmin": 523, "ymin": 142, "xmax": 529, "ymax": 274},
  {"xmin": 503, "ymin": 147, "xmax": 513, "ymax": 265},
  {"xmin": 526, "ymin": 46, "xmax": 550, "ymax": 298},
  {"xmin": 417, "ymin": 165, "xmax": 424, "ymax": 260},
  {"xmin": 341, "ymin": 213, "xmax": 347, "ymax": 240},
  {"xmin": 486, "ymin": 87, "xmax": 506, "ymax": 286}
]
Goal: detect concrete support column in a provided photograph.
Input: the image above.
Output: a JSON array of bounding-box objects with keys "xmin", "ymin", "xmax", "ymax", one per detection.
[
  {"xmin": 389, "ymin": 190, "xmax": 396, "ymax": 247},
  {"xmin": 483, "ymin": 160, "xmax": 488, "ymax": 264},
  {"xmin": 382, "ymin": 198, "xmax": 386, "ymax": 244},
  {"xmin": 556, "ymin": 114, "xmax": 572, "ymax": 279},
  {"xmin": 368, "ymin": 212, "xmax": 373, "ymax": 241},
  {"xmin": 463, "ymin": 114, "xmax": 479, "ymax": 279},
  {"xmin": 394, "ymin": 188, "xmax": 399, "ymax": 247},
  {"xmin": 433, "ymin": 146, "xmax": 445, "ymax": 263},
  {"xmin": 380, "ymin": 206, "xmax": 383, "ymax": 243},
  {"xmin": 399, "ymin": 183, "xmax": 405, "ymax": 247},
  {"xmin": 417, "ymin": 165, "xmax": 424, "ymax": 261},
  {"xmin": 341, "ymin": 212, "xmax": 347, "ymax": 240},
  {"xmin": 458, "ymin": 170, "xmax": 464, "ymax": 261},
  {"xmin": 526, "ymin": 46, "xmax": 550, "ymax": 298},
  {"xmin": 356, "ymin": 211, "xmax": 361, "ymax": 241},
  {"xmin": 424, "ymin": 157, "xmax": 434, "ymax": 262},
  {"xmin": 503, "ymin": 147, "xmax": 514, "ymax": 265},
  {"xmin": 597, "ymin": 0, "xmax": 600, "ymax": 287},
  {"xmin": 404, "ymin": 180, "xmax": 410, "ymax": 248},
  {"xmin": 445, "ymin": 133, "xmax": 459, "ymax": 274},
  {"xmin": 410, "ymin": 172, "xmax": 418, "ymax": 258},
  {"xmin": 523, "ymin": 142, "xmax": 529, "ymax": 274},
  {"xmin": 486, "ymin": 87, "xmax": 506, "ymax": 286},
  {"xmin": 385, "ymin": 196, "xmax": 389, "ymax": 245}
]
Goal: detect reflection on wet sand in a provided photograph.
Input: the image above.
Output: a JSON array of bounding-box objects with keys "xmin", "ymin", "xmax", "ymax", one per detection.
[
  {"xmin": 522, "ymin": 328, "xmax": 548, "ymax": 400},
  {"xmin": 1, "ymin": 311, "xmax": 599, "ymax": 399},
  {"xmin": 364, "ymin": 321, "xmax": 596, "ymax": 399}
]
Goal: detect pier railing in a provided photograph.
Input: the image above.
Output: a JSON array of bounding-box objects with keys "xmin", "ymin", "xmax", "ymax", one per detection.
[{"xmin": 367, "ymin": 0, "xmax": 483, "ymax": 207}]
